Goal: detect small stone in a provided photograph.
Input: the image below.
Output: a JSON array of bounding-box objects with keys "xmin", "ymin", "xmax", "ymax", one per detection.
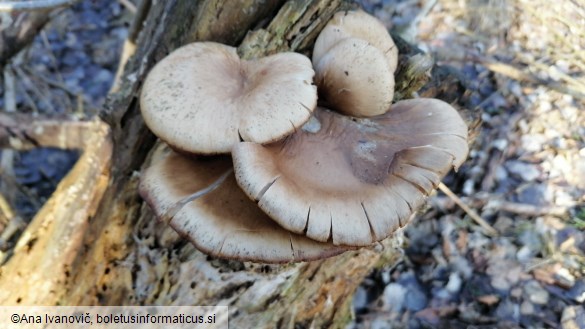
[
  {"xmin": 451, "ymin": 255, "xmax": 473, "ymax": 279},
  {"xmin": 495, "ymin": 166, "xmax": 508, "ymax": 182},
  {"xmin": 353, "ymin": 287, "xmax": 368, "ymax": 311},
  {"xmin": 515, "ymin": 184, "xmax": 548, "ymax": 206},
  {"xmin": 555, "ymin": 189, "xmax": 578, "ymax": 207},
  {"xmin": 510, "ymin": 287, "xmax": 523, "ymax": 299},
  {"xmin": 519, "ymin": 228, "xmax": 543, "ymax": 251},
  {"xmin": 488, "ymin": 259, "xmax": 522, "ymax": 291},
  {"xmin": 523, "ymin": 280, "xmax": 549, "ymax": 305},
  {"xmin": 404, "ymin": 287, "xmax": 428, "ymax": 312},
  {"xmin": 520, "ymin": 300, "xmax": 535, "ymax": 315},
  {"xmin": 493, "ymin": 216, "xmax": 514, "ymax": 233},
  {"xmin": 561, "ymin": 306, "xmax": 585, "ymax": 329},
  {"xmin": 516, "ymin": 246, "xmax": 533, "ymax": 262},
  {"xmin": 463, "ymin": 179, "xmax": 475, "ymax": 195},
  {"xmin": 554, "ymin": 268, "xmax": 576, "ymax": 288},
  {"xmin": 506, "ymin": 161, "xmax": 540, "ymax": 182},
  {"xmin": 552, "ymin": 137, "xmax": 568, "ymax": 149},
  {"xmin": 538, "ymin": 99, "xmax": 553, "ymax": 112},
  {"xmin": 380, "ymin": 270, "xmax": 391, "ymax": 284},
  {"xmin": 383, "ymin": 283, "xmax": 406, "ymax": 312},
  {"xmin": 433, "ymin": 287, "xmax": 450, "ymax": 300},
  {"xmin": 445, "ymin": 272, "xmax": 462, "ymax": 294},
  {"xmin": 397, "ymin": 272, "xmax": 428, "ymax": 312},
  {"xmin": 477, "ymin": 294, "xmax": 500, "ymax": 306},
  {"xmin": 491, "ymin": 138, "xmax": 508, "ymax": 151},
  {"xmin": 370, "ymin": 318, "xmax": 391, "ymax": 329},
  {"xmin": 521, "ymin": 134, "xmax": 546, "ymax": 153},
  {"xmin": 567, "ymin": 280, "xmax": 585, "ymax": 303},
  {"xmin": 495, "ymin": 298, "xmax": 520, "ymax": 322},
  {"xmin": 508, "ymin": 80, "xmax": 522, "ymax": 98},
  {"xmin": 414, "ymin": 308, "xmax": 440, "ymax": 326}
]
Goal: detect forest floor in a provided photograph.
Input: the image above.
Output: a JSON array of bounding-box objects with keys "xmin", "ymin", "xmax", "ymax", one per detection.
[{"xmin": 0, "ymin": 0, "xmax": 583, "ymax": 328}]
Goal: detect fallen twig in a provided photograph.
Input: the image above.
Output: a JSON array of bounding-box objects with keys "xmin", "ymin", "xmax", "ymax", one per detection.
[
  {"xmin": 39, "ymin": 30, "xmax": 65, "ymax": 84},
  {"xmin": 3, "ymin": 66, "xmax": 16, "ymax": 112},
  {"xmin": 0, "ymin": 169, "xmax": 43, "ymax": 209},
  {"xmin": 110, "ymin": 0, "xmax": 152, "ymax": 92},
  {"xmin": 21, "ymin": 65, "xmax": 79, "ymax": 99},
  {"xmin": 1, "ymin": 67, "xmax": 17, "ymax": 213},
  {"xmin": 0, "ymin": 193, "xmax": 15, "ymax": 228},
  {"xmin": 118, "ymin": 0, "xmax": 137, "ymax": 14},
  {"xmin": 496, "ymin": 201, "xmax": 568, "ymax": 217},
  {"xmin": 436, "ymin": 194, "xmax": 570, "ymax": 218},
  {"xmin": 0, "ymin": 11, "xmax": 51, "ymax": 66},
  {"xmin": 0, "ymin": 112, "xmax": 97, "ymax": 150},
  {"xmin": 13, "ymin": 64, "xmax": 57, "ymax": 113},
  {"xmin": 476, "ymin": 57, "xmax": 585, "ymax": 100},
  {"xmin": 438, "ymin": 183, "xmax": 499, "ymax": 237},
  {"xmin": 0, "ymin": 215, "xmax": 26, "ymax": 252}
]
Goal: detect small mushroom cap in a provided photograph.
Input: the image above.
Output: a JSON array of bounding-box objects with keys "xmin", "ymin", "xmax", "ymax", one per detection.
[
  {"xmin": 233, "ymin": 99, "xmax": 468, "ymax": 246},
  {"xmin": 140, "ymin": 42, "xmax": 317, "ymax": 155},
  {"xmin": 138, "ymin": 147, "xmax": 348, "ymax": 263},
  {"xmin": 313, "ymin": 10, "xmax": 398, "ymax": 73},
  {"xmin": 315, "ymin": 38, "xmax": 395, "ymax": 117}
]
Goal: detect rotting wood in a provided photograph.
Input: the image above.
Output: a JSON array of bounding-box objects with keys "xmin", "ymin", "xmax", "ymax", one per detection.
[
  {"xmin": 0, "ymin": 113, "xmax": 103, "ymax": 150},
  {"xmin": 0, "ymin": 117, "xmax": 111, "ymax": 304}
]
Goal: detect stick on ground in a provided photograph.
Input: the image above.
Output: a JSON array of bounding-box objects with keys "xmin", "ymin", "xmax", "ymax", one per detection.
[{"xmin": 438, "ymin": 182, "xmax": 499, "ymax": 237}]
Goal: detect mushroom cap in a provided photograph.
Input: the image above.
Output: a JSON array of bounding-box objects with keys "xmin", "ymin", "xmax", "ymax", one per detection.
[
  {"xmin": 315, "ymin": 37, "xmax": 395, "ymax": 117},
  {"xmin": 233, "ymin": 99, "xmax": 468, "ymax": 246},
  {"xmin": 312, "ymin": 10, "xmax": 398, "ymax": 74},
  {"xmin": 140, "ymin": 42, "xmax": 317, "ymax": 155},
  {"xmin": 138, "ymin": 147, "xmax": 348, "ymax": 263}
]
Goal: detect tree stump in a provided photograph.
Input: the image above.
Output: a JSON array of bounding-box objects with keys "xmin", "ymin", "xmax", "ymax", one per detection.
[{"xmin": 0, "ymin": 1, "xmax": 438, "ymax": 327}]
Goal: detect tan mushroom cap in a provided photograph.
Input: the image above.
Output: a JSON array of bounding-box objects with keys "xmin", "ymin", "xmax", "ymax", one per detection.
[
  {"xmin": 233, "ymin": 99, "xmax": 468, "ymax": 246},
  {"xmin": 138, "ymin": 147, "xmax": 348, "ymax": 263},
  {"xmin": 140, "ymin": 42, "xmax": 317, "ymax": 155},
  {"xmin": 312, "ymin": 10, "xmax": 398, "ymax": 74},
  {"xmin": 315, "ymin": 38, "xmax": 395, "ymax": 117}
]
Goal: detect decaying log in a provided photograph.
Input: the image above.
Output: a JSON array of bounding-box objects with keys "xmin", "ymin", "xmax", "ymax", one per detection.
[
  {"xmin": 0, "ymin": 1, "xmax": 442, "ymax": 327},
  {"xmin": 0, "ymin": 117, "xmax": 111, "ymax": 303},
  {"xmin": 0, "ymin": 113, "xmax": 103, "ymax": 150}
]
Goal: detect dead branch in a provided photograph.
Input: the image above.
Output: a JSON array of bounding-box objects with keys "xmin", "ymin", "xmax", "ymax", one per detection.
[
  {"xmin": 0, "ymin": 11, "xmax": 50, "ymax": 66},
  {"xmin": 109, "ymin": 0, "xmax": 152, "ymax": 93},
  {"xmin": 438, "ymin": 183, "xmax": 499, "ymax": 236},
  {"xmin": 0, "ymin": 117, "xmax": 112, "ymax": 304},
  {"xmin": 495, "ymin": 201, "xmax": 568, "ymax": 217},
  {"xmin": 476, "ymin": 57, "xmax": 585, "ymax": 100},
  {"xmin": 0, "ymin": 193, "xmax": 15, "ymax": 228},
  {"xmin": 0, "ymin": 112, "xmax": 99, "ymax": 150}
]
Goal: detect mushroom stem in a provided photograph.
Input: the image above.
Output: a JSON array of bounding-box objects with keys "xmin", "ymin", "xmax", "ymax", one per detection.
[{"xmin": 161, "ymin": 168, "xmax": 234, "ymax": 224}]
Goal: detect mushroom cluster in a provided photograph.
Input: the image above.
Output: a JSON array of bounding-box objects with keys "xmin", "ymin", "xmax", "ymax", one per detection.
[{"xmin": 139, "ymin": 10, "xmax": 469, "ymax": 263}]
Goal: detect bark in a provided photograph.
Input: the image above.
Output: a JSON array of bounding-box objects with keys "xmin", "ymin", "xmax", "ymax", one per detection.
[{"xmin": 0, "ymin": 1, "xmax": 438, "ymax": 328}]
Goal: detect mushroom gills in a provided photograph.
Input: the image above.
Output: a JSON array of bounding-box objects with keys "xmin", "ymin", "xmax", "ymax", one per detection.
[
  {"xmin": 139, "ymin": 146, "xmax": 349, "ymax": 263},
  {"xmin": 232, "ymin": 99, "xmax": 469, "ymax": 246}
]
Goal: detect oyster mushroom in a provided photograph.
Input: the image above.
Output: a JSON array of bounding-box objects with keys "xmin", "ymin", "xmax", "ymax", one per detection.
[
  {"xmin": 314, "ymin": 37, "xmax": 395, "ymax": 117},
  {"xmin": 139, "ymin": 146, "xmax": 348, "ymax": 263},
  {"xmin": 313, "ymin": 10, "xmax": 398, "ymax": 74},
  {"xmin": 140, "ymin": 41, "xmax": 317, "ymax": 155},
  {"xmin": 232, "ymin": 99, "xmax": 468, "ymax": 246},
  {"xmin": 311, "ymin": 10, "xmax": 399, "ymax": 117}
]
